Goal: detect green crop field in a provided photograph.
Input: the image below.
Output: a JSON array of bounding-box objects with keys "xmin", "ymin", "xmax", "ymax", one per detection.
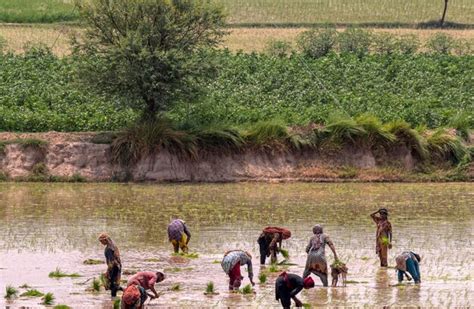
[{"xmin": 1, "ymin": 0, "xmax": 473, "ymax": 26}]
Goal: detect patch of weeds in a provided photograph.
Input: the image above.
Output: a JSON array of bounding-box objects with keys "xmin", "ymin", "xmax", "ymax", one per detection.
[
  {"xmin": 53, "ymin": 305, "xmax": 71, "ymax": 309},
  {"xmin": 338, "ymin": 166, "xmax": 358, "ymax": 179},
  {"xmin": 144, "ymin": 258, "xmax": 161, "ymax": 262},
  {"xmin": 20, "ymin": 289, "xmax": 44, "ymax": 297},
  {"xmin": 258, "ymin": 273, "xmax": 267, "ymax": 284},
  {"xmin": 48, "ymin": 267, "xmax": 81, "ymax": 278},
  {"xmin": 32, "ymin": 162, "xmax": 48, "ymax": 177},
  {"xmin": 239, "ymin": 284, "xmax": 253, "ymax": 295},
  {"xmin": 170, "ymin": 283, "xmax": 181, "ymax": 291},
  {"xmin": 83, "ymin": 259, "xmax": 103, "ymax": 265},
  {"xmin": 5, "ymin": 285, "xmax": 18, "ymax": 299},
  {"xmin": 42, "ymin": 292, "xmax": 55, "ymax": 305}
]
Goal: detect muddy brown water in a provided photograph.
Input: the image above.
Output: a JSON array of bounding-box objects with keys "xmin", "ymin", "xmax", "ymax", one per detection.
[{"xmin": 0, "ymin": 183, "xmax": 473, "ymax": 308}]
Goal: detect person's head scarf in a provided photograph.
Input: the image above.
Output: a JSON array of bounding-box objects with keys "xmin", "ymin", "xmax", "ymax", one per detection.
[{"xmin": 98, "ymin": 232, "xmax": 120, "ymax": 259}]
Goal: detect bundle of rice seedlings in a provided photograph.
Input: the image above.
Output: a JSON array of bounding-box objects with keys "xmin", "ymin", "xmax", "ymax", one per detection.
[
  {"xmin": 427, "ymin": 128, "xmax": 469, "ymax": 164},
  {"xmin": 323, "ymin": 114, "xmax": 366, "ymax": 146},
  {"xmin": 385, "ymin": 120, "xmax": 428, "ymax": 160},
  {"xmin": 20, "ymin": 289, "xmax": 44, "ymax": 297},
  {"xmin": 42, "ymin": 292, "xmax": 55, "ymax": 305},
  {"xmin": 268, "ymin": 264, "xmax": 279, "ymax": 273},
  {"xmin": 83, "ymin": 259, "xmax": 103, "ymax": 265},
  {"xmin": 258, "ymin": 273, "xmax": 267, "ymax": 284},
  {"xmin": 91, "ymin": 278, "xmax": 101, "ymax": 292},
  {"xmin": 239, "ymin": 284, "xmax": 253, "ymax": 294},
  {"xmin": 4, "ymin": 285, "xmax": 18, "ymax": 299},
  {"xmin": 204, "ymin": 281, "xmax": 216, "ymax": 295},
  {"xmin": 279, "ymin": 248, "xmax": 290, "ymax": 259},
  {"xmin": 48, "ymin": 267, "xmax": 81, "ymax": 278}
]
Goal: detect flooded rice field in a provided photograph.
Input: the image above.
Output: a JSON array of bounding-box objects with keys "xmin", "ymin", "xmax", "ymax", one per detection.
[{"xmin": 0, "ymin": 182, "xmax": 473, "ymax": 308}]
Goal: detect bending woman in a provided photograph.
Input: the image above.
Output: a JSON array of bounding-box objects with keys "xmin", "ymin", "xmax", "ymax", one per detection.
[
  {"xmin": 396, "ymin": 251, "xmax": 421, "ymax": 284},
  {"xmin": 303, "ymin": 225, "xmax": 338, "ymax": 287}
]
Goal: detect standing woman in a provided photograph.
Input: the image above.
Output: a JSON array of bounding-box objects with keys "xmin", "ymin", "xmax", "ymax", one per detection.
[
  {"xmin": 303, "ymin": 224, "xmax": 338, "ymax": 287},
  {"xmin": 99, "ymin": 233, "xmax": 122, "ymax": 298},
  {"xmin": 370, "ymin": 208, "xmax": 392, "ymax": 267}
]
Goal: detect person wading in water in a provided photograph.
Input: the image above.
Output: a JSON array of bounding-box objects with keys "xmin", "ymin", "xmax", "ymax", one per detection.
[
  {"xmin": 370, "ymin": 208, "xmax": 392, "ymax": 267},
  {"xmin": 275, "ymin": 271, "xmax": 315, "ymax": 308},
  {"xmin": 302, "ymin": 224, "xmax": 338, "ymax": 287},
  {"xmin": 257, "ymin": 227, "xmax": 291, "ymax": 265},
  {"xmin": 395, "ymin": 251, "xmax": 421, "ymax": 284},
  {"xmin": 221, "ymin": 250, "xmax": 255, "ymax": 291},
  {"xmin": 167, "ymin": 218, "xmax": 191, "ymax": 253},
  {"xmin": 127, "ymin": 271, "xmax": 165, "ymax": 300},
  {"xmin": 98, "ymin": 233, "xmax": 122, "ymax": 298}
]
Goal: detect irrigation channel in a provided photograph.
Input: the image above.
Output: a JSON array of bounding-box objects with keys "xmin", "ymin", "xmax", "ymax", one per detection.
[{"xmin": 0, "ymin": 183, "xmax": 473, "ymax": 308}]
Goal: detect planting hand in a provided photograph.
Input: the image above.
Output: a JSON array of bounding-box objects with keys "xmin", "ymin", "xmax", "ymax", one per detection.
[{"xmin": 293, "ymin": 298, "xmax": 303, "ymax": 307}]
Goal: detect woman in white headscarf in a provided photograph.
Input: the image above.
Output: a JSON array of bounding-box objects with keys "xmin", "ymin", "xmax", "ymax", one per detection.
[{"xmin": 302, "ymin": 225, "xmax": 338, "ymax": 287}]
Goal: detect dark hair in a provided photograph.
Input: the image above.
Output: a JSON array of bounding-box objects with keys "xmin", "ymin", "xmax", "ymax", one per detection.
[
  {"xmin": 412, "ymin": 252, "xmax": 421, "ymax": 262},
  {"xmin": 156, "ymin": 271, "xmax": 165, "ymax": 281}
]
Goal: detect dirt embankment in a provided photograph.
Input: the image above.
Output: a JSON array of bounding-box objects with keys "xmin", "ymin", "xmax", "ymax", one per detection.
[{"xmin": 0, "ymin": 132, "xmax": 471, "ymax": 182}]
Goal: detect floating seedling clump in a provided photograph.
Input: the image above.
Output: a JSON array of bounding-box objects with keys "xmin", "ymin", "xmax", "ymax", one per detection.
[
  {"xmin": 268, "ymin": 264, "xmax": 279, "ymax": 273},
  {"xmin": 83, "ymin": 259, "xmax": 103, "ymax": 265},
  {"xmin": 204, "ymin": 281, "xmax": 218, "ymax": 295},
  {"xmin": 42, "ymin": 292, "xmax": 55, "ymax": 305},
  {"xmin": 239, "ymin": 284, "xmax": 254, "ymax": 295},
  {"xmin": 20, "ymin": 289, "xmax": 44, "ymax": 297},
  {"xmin": 48, "ymin": 268, "xmax": 81, "ymax": 278},
  {"xmin": 5, "ymin": 285, "xmax": 18, "ymax": 299},
  {"xmin": 258, "ymin": 273, "xmax": 267, "ymax": 284}
]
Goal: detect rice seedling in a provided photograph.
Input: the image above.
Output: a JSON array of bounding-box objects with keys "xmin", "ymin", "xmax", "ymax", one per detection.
[
  {"xmin": 212, "ymin": 260, "xmax": 221, "ymax": 264},
  {"xmin": 53, "ymin": 305, "xmax": 71, "ymax": 309},
  {"xmin": 48, "ymin": 267, "xmax": 81, "ymax": 278},
  {"xmin": 258, "ymin": 273, "xmax": 267, "ymax": 284},
  {"xmin": 91, "ymin": 278, "xmax": 101, "ymax": 292},
  {"xmin": 279, "ymin": 248, "xmax": 289, "ymax": 259},
  {"xmin": 5, "ymin": 285, "xmax": 18, "ymax": 299},
  {"xmin": 268, "ymin": 264, "xmax": 279, "ymax": 273},
  {"xmin": 204, "ymin": 281, "xmax": 217, "ymax": 295},
  {"xmin": 170, "ymin": 283, "xmax": 181, "ymax": 291},
  {"xmin": 113, "ymin": 299, "xmax": 121, "ymax": 309},
  {"xmin": 18, "ymin": 284, "xmax": 31, "ymax": 289},
  {"xmin": 42, "ymin": 292, "xmax": 55, "ymax": 305},
  {"xmin": 83, "ymin": 259, "xmax": 103, "ymax": 265},
  {"xmin": 144, "ymin": 258, "xmax": 161, "ymax": 262},
  {"xmin": 173, "ymin": 252, "xmax": 199, "ymax": 259},
  {"xmin": 239, "ymin": 284, "xmax": 253, "ymax": 294},
  {"xmin": 303, "ymin": 304, "xmax": 312, "ymax": 308},
  {"xmin": 20, "ymin": 289, "xmax": 44, "ymax": 297}
]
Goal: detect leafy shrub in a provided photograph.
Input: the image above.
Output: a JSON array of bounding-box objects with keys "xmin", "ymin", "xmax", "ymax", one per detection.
[
  {"xmin": 373, "ymin": 33, "xmax": 398, "ymax": 55},
  {"xmin": 297, "ymin": 28, "xmax": 337, "ymax": 58},
  {"xmin": 265, "ymin": 40, "xmax": 292, "ymax": 58},
  {"xmin": 426, "ymin": 33, "xmax": 456, "ymax": 54},
  {"xmin": 337, "ymin": 28, "xmax": 372, "ymax": 56}
]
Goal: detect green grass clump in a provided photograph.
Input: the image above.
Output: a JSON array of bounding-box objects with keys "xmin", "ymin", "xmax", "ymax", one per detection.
[
  {"xmin": 5, "ymin": 285, "xmax": 18, "ymax": 299},
  {"xmin": 239, "ymin": 284, "xmax": 253, "ymax": 294},
  {"xmin": 83, "ymin": 259, "xmax": 103, "ymax": 265},
  {"xmin": 91, "ymin": 278, "xmax": 101, "ymax": 292},
  {"xmin": 279, "ymin": 248, "xmax": 289, "ymax": 259},
  {"xmin": 53, "ymin": 305, "xmax": 71, "ymax": 309},
  {"xmin": 268, "ymin": 264, "xmax": 279, "ymax": 273},
  {"xmin": 205, "ymin": 281, "xmax": 215, "ymax": 294},
  {"xmin": 170, "ymin": 283, "xmax": 181, "ymax": 291},
  {"xmin": 48, "ymin": 267, "xmax": 81, "ymax": 278},
  {"xmin": 42, "ymin": 292, "xmax": 55, "ymax": 305},
  {"xmin": 449, "ymin": 113, "xmax": 472, "ymax": 141},
  {"xmin": 258, "ymin": 273, "xmax": 267, "ymax": 284},
  {"xmin": 385, "ymin": 121, "xmax": 428, "ymax": 160},
  {"xmin": 20, "ymin": 289, "xmax": 44, "ymax": 297},
  {"xmin": 427, "ymin": 129, "xmax": 469, "ymax": 164},
  {"xmin": 193, "ymin": 127, "xmax": 244, "ymax": 154}
]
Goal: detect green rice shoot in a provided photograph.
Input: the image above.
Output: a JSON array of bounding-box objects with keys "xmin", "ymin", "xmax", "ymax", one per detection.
[
  {"xmin": 42, "ymin": 292, "xmax": 55, "ymax": 305},
  {"xmin": 91, "ymin": 278, "xmax": 101, "ymax": 292},
  {"xmin": 170, "ymin": 283, "xmax": 181, "ymax": 291},
  {"xmin": 5, "ymin": 285, "xmax": 18, "ymax": 299},
  {"xmin": 258, "ymin": 273, "xmax": 267, "ymax": 284},
  {"xmin": 20, "ymin": 289, "xmax": 44, "ymax": 297},
  {"xmin": 83, "ymin": 259, "xmax": 103, "ymax": 265},
  {"xmin": 239, "ymin": 284, "xmax": 253, "ymax": 294},
  {"xmin": 48, "ymin": 267, "xmax": 81, "ymax": 278},
  {"xmin": 205, "ymin": 281, "xmax": 215, "ymax": 294},
  {"xmin": 280, "ymin": 248, "xmax": 289, "ymax": 259}
]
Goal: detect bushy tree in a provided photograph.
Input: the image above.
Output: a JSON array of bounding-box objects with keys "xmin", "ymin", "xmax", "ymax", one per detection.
[{"xmin": 73, "ymin": 0, "xmax": 226, "ymax": 120}]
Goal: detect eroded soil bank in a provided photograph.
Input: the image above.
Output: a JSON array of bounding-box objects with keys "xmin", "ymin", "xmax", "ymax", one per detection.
[{"xmin": 0, "ymin": 132, "xmax": 472, "ymax": 182}]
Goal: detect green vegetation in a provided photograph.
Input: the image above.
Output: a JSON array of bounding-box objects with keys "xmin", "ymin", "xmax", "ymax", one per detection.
[
  {"xmin": 42, "ymin": 292, "xmax": 55, "ymax": 305},
  {"xmin": 91, "ymin": 278, "xmax": 101, "ymax": 292},
  {"xmin": 4, "ymin": 285, "xmax": 18, "ymax": 299},
  {"xmin": 170, "ymin": 283, "xmax": 181, "ymax": 291},
  {"xmin": 0, "ymin": 0, "xmax": 78, "ymax": 23},
  {"xmin": 258, "ymin": 273, "xmax": 267, "ymax": 284},
  {"xmin": 20, "ymin": 289, "xmax": 44, "ymax": 297},
  {"xmin": 48, "ymin": 267, "xmax": 81, "ymax": 278},
  {"xmin": 172, "ymin": 252, "xmax": 199, "ymax": 259},
  {"xmin": 205, "ymin": 281, "xmax": 215, "ymax": 294},
  {"xmin": 113, "ymin": 299, "xmax": 121, "ymax": 309},
  {"xmin": 73, "ymin": 0, "xmax": 226, "ymax": 120},
  {"xmin": 53, "ymin": 305, "xmax": 71, "ymax": 309},
  {"xmin": 2, "ymin": 0, "xmax": 473, "ymax": 27},
  {"xmin": 268, "ymin": 264, "xmax": 279, "ymax": 273},
  {"xmin": 279, "ymin": 248, "xmax": 289, "ymax": 259},
  {"xmin": 239, "ymin": 284, "xmax": 253, "ymax": 294},
  {"xmin": 18, "ymin": 284, "xmax": 31, "ymax": 289},
  {"xmin": 82, "ymin": 259, "xmax": 103, "ymax": 265}
]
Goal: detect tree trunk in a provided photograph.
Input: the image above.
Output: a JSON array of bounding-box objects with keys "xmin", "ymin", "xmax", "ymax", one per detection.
[
  {"xmin": 440, "ymin": 0, "xmax": 448, "ymax": 27},
  {"xmin": 142, "ymin": 97, "xmax": 158, "ymax": 121}
]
